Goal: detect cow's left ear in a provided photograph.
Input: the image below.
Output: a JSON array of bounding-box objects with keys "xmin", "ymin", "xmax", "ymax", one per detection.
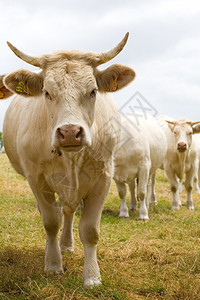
[
  {"xmin": 4, "ymin": 69, "xmax": 43, "ymax": 97},
  {"xmin": 96, "ymin": 64, "xmax": 135, "ymax": 92},
  {"xmin": 0, "ymin": 75, "xmax": 13, "ymax": 99},
  {"xmin": 193, "ymin": 124, "xmax": 200, "ymax": 134}
]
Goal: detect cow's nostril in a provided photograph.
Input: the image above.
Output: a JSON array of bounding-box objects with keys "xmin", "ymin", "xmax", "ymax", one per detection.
[
  {"xmin": 58, "ymin": 128, "xmax": 65, "ymax": 139},
  {"xmin": 76, "ymin": 127, "xmax": 83, "ymax": 140}
]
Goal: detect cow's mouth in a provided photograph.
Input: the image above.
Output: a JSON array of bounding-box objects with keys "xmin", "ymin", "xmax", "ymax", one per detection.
[
  {"xmin": 61, "ymin": 144, "xmax": 85, "ymax": 152},
  {"xmin": 177, "ymin": 147, "xmax": 187, "ymax": 153},
  {"xmin": 51, "ymin": 145, "xmax": 85, "ymax": 156}
]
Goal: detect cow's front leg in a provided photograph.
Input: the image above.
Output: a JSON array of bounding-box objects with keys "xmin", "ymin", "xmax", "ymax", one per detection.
[
  {"xmin": 114, "ymin": 179, "xmax": 129, "ymax": 218},
  {"xmin": 185, "ymin": 168, "xmax": 194, "ymax": 210},
  {"xmin": 28, "ymin": 176, "xmax": 63, "ymax": 275},
  {"xmin": 60, "ymin": 208, "xmax": 75, "ymax": 253},
  {"xmin": 79, "ymin": 174, "xmax": 111, "ymax": 288},
  {"xmin": 165, "ymin": 167, "xmax": 180, "ymax": 210}
]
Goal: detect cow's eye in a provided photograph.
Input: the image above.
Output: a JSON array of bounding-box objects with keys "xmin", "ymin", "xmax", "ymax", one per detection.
[
  {"xmin": 189, "ymin": 132, "xmax": 192, "ymax": 135},
  {"xmin": 90, "ymin": 88, "xmax": 97, "ymax": 99},
  {"xmin": 44, "ymin": 90, "xmax": 51, "ymax": 100},
  {"xmin": 173, "ymin": 131, "xmax": 176, "ymax": 135}
]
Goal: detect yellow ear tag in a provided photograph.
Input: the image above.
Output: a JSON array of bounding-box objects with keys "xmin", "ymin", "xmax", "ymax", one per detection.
[
  {"xmin": 0, "ymin": 90, "xmax": 3, "ymax": 98},
  {"xmin": 16, "ymin": 81, "xmax": 24, "ymax": 93}
]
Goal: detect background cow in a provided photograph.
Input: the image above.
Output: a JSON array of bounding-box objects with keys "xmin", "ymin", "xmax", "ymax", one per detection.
[
  {"xmin": 113, "ymin": 115, "xmax": 167, "ymax": 220},
  {"xmin": 2, "ymin": 33, "xmax": 135, "ymax": 288},
  {"xmin": 192, "ymin": 134, "xmax": 200, "ymax": 194},
  {"xmin": 159, "ymin": 117, "xmax": 200, "ymax": 210}
]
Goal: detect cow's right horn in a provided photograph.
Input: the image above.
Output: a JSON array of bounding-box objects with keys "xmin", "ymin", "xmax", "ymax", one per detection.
[{"xmin": 7, "ymin": 42, "xmax": 41, "ymax": 67}]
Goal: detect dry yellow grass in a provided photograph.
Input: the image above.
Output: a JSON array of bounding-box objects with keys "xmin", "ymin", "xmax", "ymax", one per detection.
[{"xmin": 1, "ymin": 153, "xmax": 200, "ymax": 299}]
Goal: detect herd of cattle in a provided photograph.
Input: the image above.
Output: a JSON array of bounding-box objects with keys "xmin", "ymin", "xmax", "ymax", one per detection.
[{"xmin": 0, "ymin": 33, "xmax": 200, "ymax": 288}]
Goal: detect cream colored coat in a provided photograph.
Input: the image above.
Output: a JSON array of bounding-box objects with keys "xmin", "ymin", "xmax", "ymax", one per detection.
[{"xmin": 2, "ymin": 34, "xmax": 135, "ymax": 288}]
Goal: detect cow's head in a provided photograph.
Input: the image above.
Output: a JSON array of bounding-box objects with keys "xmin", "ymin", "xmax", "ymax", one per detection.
[
  {"xmin": 166, "ymin": 119, "xmax": 200, "ymax": 153},
  {"xmin": 0, "ymin": 75, "xmax": 13, "ymax": 99},
  {"xmin": 3, "ymin": 33, "xmax": 135, "ymax": 153}
]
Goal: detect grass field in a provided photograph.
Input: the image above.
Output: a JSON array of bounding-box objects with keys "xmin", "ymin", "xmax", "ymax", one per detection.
[{"xmin": 1, "ymin": 153, "xmax": 200, "ymax": 299}]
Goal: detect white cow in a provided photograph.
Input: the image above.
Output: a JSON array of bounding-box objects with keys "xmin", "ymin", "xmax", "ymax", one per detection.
[
  {"xmin": 158, "ymin": 117, "xmax": 200, "ymax": 210},
  {"xmin": 113, "ymin": 115, "xmax": 167, "ymax": 220},
  {"xmin": 190, "ymin": 134, "xmax": 200, "ymax": 194},
  {"xmin": 178, "ymin": 134, "xmax": 200, "ymax": 194},
  {"xmin": 2, "ymin": 33, "xmax": 135, "ymax": 288}
]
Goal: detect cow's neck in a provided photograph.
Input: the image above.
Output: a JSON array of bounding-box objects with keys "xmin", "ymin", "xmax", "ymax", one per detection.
[{"xmin": 177, "ymin": 151, "xmax": 188, "ymax": 180}]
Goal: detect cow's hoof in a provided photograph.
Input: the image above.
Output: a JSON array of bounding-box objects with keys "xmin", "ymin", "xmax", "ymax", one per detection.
[
  {"xmin": 188, "ymin": 206, "xmax": 194, "ymax": 211},
  {"xmin": 119, "ymin": 212, "xmax": 129, "ymax": 218},
  {"xmin": 172, "ymin": 206, "xmax": 180, "ymax": 210},
  {"xmin": 130, "ymin": 207, "xmax": 138, "ymax": 211},
  {"xmin": 139, "ymin": 218, "xmax": 149, "ymax": 222},
  {"xmin": 119, "ymin": 214, "xmax": 129, "ymax": 218},
  {"xmin": 84, "ymin": 277, "xmax": 102, "ymax": 289},
  {"xmin": 139, "ymin": 213, "xmax": 149, "ymax": 221},
  {"xmin": 150, "ymin": 201, "xmax": 158, "ymax": 206},
  {"xmin": 60, "ymin": 245, "xmax": 74, "ymax": 253},
  {"xmin": 45, "ymin": 266, "xmax": 64, "ymax": 276}
]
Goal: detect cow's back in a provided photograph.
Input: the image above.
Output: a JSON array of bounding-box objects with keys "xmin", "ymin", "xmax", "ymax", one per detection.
[{"xmin": 144, "ymin": 117, "xmax": 167, "ymax": 174}]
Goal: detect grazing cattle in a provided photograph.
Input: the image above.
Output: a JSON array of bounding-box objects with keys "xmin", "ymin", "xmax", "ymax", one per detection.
[
  {"xmin": 158, "ymin": 117, "xmax": 200, "ymax": 210},
  {"xmin": 2, "ymin": 34, "xmax": 135, "ymax": 287},
  {"xmin": 0, "ymin": 75, "xmax": 13, "ymax": 99},
  {"xmin": 113, "ymin": 115, "xmax": 167, "ymax": 220}
]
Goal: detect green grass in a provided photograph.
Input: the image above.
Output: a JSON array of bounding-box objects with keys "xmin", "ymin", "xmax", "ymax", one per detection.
[{"xmin": 1, "ymin": 153, "xmax": 200, "ymax": 299}]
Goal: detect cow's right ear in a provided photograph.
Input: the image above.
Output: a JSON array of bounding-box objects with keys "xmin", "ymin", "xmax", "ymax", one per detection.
[
  {"xmin": 4, "ymin": 69, "xmax": 43, "ymax": 97},
  {"xmin": 0, "ymin": 75, "xmax": 13, "ymax": 99},
  {"xmin": 166, "ymin": 120, "xmax": 175, "ymax": 131}
]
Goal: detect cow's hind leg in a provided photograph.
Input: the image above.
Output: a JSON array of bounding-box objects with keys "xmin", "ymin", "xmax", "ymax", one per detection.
[
  {"xmin": 79, "ymin": 174, "xmax": 111, "ymax": 288},
  {"xmin": 129, "ymin": 180, "xmax": 138, "ymax": 211},
  {"xmin": 114, "ymin": 179, "xmax": 129, "ymax": 218},
  {"xmin": 138, "ymin": 164, "xmax": 150, "ymax": 221},
  {"xmin": 150, "ymin": 172, "xmax": 157, "ymax": 205},
  {"xmin": 165, "ymin": 167, "xmax": 180, "ymax": 210},
  {"xmin": 28, "ymin": 176, "xmax": 63, "ymax": 275}
]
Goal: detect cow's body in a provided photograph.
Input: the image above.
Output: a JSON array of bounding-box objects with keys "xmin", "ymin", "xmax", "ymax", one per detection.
[
  {"xmin": 113, "ymin": 115, "xmax": 167, "ymax": 220},
  {"xmin": 2, "ymin": 34, "xmax": 135, "ymax": 287},
  {"xmin": 158, "ymin": 116, "xmax": 200, "ymax": 210},
  {"xmin": 192, "ymin": 134, "xmax": 200, "ymax": 193}
]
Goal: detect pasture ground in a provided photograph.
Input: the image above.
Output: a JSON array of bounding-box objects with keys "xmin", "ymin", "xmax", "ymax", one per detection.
[{"xmin": 0, "ymin": 153, "xmax": 200, "ymax": 299}]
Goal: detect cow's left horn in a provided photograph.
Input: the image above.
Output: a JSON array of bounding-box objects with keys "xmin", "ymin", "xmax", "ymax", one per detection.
[
  {"xmin": 96, "ymin": 32, "xmax": 129, "ymax": 66},
  {"xmin": 7, "ymin": 42, "xmax": 41, "ymax": 67}
]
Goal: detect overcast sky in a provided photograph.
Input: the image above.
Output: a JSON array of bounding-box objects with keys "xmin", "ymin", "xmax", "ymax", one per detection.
[{"xmin": 1, "ymin": 0, "xmax": 200, "ymax": 131}]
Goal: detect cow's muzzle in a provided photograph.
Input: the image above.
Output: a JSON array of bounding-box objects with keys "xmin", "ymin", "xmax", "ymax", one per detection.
[
  {"xmin": 56, "ymin": 125, "xmax": 85, "ymax": 150},
  {"xmin": 177, "ymin": 142, "xmax": 187, "ymax": 152}
]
